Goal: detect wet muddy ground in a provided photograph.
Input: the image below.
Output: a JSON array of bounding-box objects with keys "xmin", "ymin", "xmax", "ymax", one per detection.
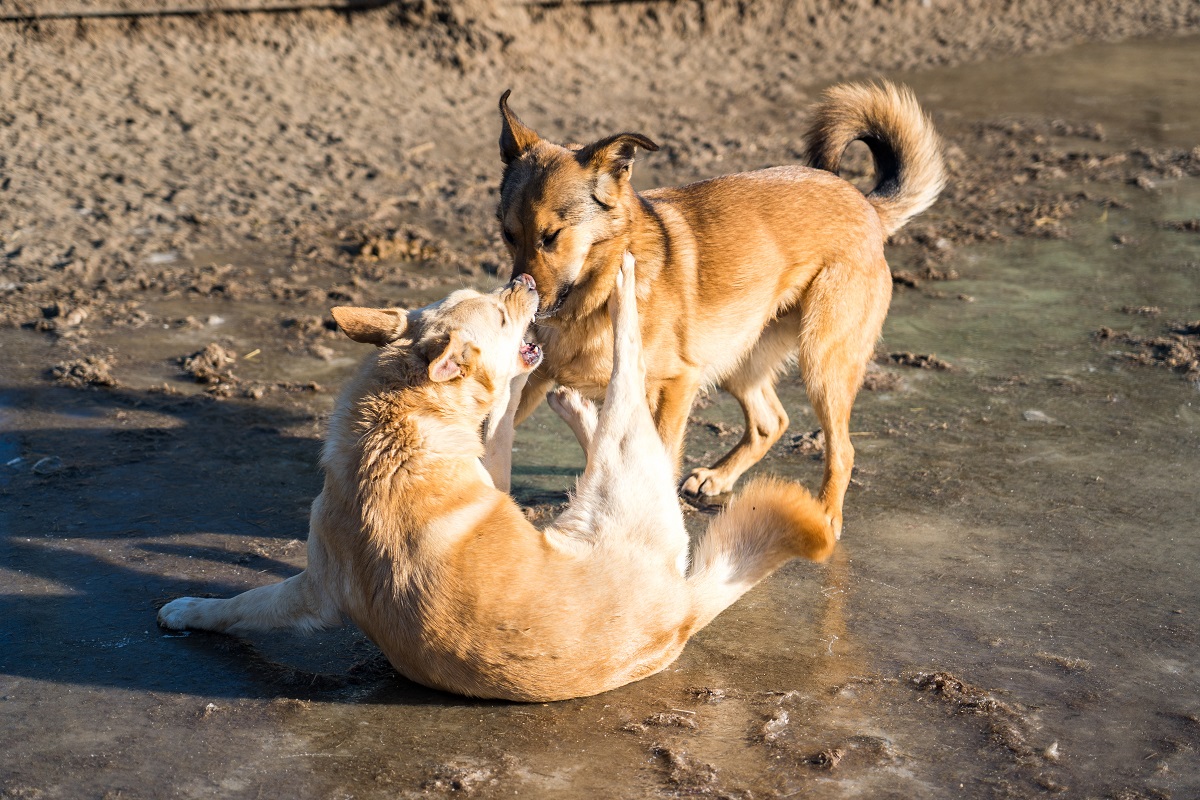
[{"xmin": 3, "ymin": 7, "xmax": 1200, "ymax": 799}]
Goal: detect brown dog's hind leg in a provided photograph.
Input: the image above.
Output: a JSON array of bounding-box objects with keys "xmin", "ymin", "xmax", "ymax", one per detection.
[
  {"xmin": 797, "ymin": 258, "xmax": 891, "ymax": 540},
  {"xmin": 682, "ymin": 311, "xmax": 801, "ymax": 498}
]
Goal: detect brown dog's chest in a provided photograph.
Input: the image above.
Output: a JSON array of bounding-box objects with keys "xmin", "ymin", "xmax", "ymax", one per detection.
[{"xmin": 538, "ymin": 323, "xmax": 614, "ymax": 399}]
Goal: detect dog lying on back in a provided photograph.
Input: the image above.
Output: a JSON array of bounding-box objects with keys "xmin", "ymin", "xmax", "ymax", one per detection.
[
  {"xmin": 491, "ymin": 82, "xmax": 944, "ymax": 538},
  {"xmin": 158, "ymin": 257, "xmax": 834, "ymax": 702}
]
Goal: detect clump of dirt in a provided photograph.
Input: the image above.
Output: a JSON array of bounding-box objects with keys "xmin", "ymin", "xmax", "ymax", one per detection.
[
  {"xmin": 649, "ymin": 745, "xmax": 721, "ymax": 795},
  {"xmin": 27, "ymin": 302, "xmax": 90, "ymax": 335},
  {"xmin": 179, "ymin": 343, "xmax": 239, "ymax": 386},
  {"xmin": 758, "ymin": 709, "xmax": 789, "ymax": 744},
  {"xmin": 1162, "ymin": 219, "xmax": 1200, "ymax": 233},
  {"xmin": 1121, "ymin": 305, "xmax": 1162, "ymax": 316},
  {"xmin": 686, "ymin": 687, "xmax": 729, "ymax": 704},
  {"xmin": 862, "ymin": 365, "xmax": 902, "ymax": 392},
  {"xmin": 48, "ymin": 356, "xmax": 119, "ymax": 388},
  {"xmin": 789, "ymin": 429, "xmax": 825, "ymax": 456},
  {"xmin": 885, "ymin": 352, "xmax": 954, "ymax": 370},
  {"xmin": 625, "ymin": 711, "xmax": 700, "ymax": 733},
  {"xmin": 806, "ymin": 747, "xmax": 845, "ymax": 770},
  {"xmin": 892, "ymin": 230, "xmax": 961, "ymax": 288},
  {"xmin": 421, "ymin": 761, "xmax": 499, "ymax": 795},
  {"xmin": 892, "ymin": 265, "xmax": 960, "ymax": 288},
  {"xmin": 911, "ymin": 670, "xmax": 1013, "ymax": 715},
  {"xmin": 1095, "ymin": 322, "xmax": 1200, "ymax": 384}
]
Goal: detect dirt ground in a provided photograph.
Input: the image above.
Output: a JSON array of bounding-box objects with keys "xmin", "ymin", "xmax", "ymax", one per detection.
[{"xmin": 2, "ymin": 1, "xmax": 1200, "ymax": 798}]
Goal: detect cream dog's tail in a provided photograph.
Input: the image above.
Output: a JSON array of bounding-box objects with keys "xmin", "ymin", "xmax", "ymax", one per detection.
[
  {"xmin": 803, "ymin": 80, "xmax": 945, "ymax": 237},
  {"xmin": 686, "ymin": 477, "xmax": 836, "ymax": 632}
]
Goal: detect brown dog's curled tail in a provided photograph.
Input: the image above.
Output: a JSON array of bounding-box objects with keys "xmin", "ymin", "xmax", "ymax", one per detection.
[
  {"xmin": 685, "ymin": 476, "xmax": 836, "ymax": 634},
  {"xmin": 804, "ymin": 81, "xmax": 945, "ymax": 237}
]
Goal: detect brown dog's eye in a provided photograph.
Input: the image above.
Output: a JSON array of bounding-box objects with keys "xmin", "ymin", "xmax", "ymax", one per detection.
[
  {"xmin": 541, "ymin": 229, "xmax": 560, "ymax": 249},
  {"xmin": 502, "ymin": 228, "xmax": 515, "ymax": 246}
]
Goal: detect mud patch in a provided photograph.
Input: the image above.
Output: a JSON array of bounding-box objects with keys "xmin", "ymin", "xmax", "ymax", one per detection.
[
  {"xmin": 1095, "ymin": 322, "xmax": 1200, "ymax": 384},
  {"xmin": 908, "ymin": 671, "xmax": 1038, "ymax": 759}
]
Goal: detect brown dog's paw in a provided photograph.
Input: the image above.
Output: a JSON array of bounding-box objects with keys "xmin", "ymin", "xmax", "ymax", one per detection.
[
  {"xmin": 681, "ymin": 468, "xmax": 738, "ymax": 498},
  {"xmin": 828, "ymin": 513, "xmax": 844, "ymax": 541}
]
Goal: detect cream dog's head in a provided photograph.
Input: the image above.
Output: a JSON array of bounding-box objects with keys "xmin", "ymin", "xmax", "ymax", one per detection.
[
  {"xmin": 331, "ymin": 273, "xmax": 542, "ymax": 417},
  {"xmin": 496, "ymin": 91, "xmax": 658, "ymax": 319}
]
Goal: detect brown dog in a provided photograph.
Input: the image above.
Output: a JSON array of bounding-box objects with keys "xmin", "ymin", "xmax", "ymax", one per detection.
[
  {"xmin": 158, "ymin": 260, "xmax": 835, "ymax": 701},
  {"xmin": 492, "ymin": 82, "xmax": 944, "ymax": 538}
]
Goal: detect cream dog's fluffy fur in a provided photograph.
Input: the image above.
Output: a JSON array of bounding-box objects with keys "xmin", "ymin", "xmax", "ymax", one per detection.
[
  {"xmin": 492, "ymin": 82, "xmax": 945, "ymax": 538},
  {"xmin": 158, "ymin": 258, "xmax": 834, "ymax": 702}
]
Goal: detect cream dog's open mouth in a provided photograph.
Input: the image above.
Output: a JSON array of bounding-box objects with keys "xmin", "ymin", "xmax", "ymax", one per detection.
[{"xmin": 519, "ymin": 341, "xmax": 542, "ymax": 367}]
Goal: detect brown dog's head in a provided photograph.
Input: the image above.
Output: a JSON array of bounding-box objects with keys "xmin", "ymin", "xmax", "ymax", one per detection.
[
  {"xmin": 496, "ymin": 91, "xmax": 658, "ymax": 319},
  {"xmin": 331, "ymin": 274, "xmax": 542, "ymax": 415}
]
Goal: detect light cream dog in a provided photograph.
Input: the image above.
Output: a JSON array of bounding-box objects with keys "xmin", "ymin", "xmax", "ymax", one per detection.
[
  {"xmin": 158, "ymin": 258, "xmax": 834, "ymax": 702},
  {"xmin": 493, "ymin": 82, "xmax": 945, "ymax": 538}
]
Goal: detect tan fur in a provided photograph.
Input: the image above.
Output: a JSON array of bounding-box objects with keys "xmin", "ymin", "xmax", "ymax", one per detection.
[
  {"xmin": 158, "ymin": 259, "xmax": 835, "ymax": 702},
  {"xmin": 494, "ymin": 82, "xmax": 944, "ymax": 537}
]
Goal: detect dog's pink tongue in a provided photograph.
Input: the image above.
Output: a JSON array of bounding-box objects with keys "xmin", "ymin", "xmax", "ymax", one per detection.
[{"xmin": 519, "ymin": 342, "xmax": 541, "ymax": 366}]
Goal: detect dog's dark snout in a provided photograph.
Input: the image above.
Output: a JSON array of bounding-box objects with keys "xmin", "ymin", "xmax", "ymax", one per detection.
[{"xmin": 514, "ymin": 273, "xmax": 536, "ymax": 292}]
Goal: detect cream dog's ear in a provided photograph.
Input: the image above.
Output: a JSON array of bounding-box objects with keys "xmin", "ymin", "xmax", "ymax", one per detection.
[
  {"xmin": 330, "ymin": 307, "xmax": 409, "ymax": 346},
  {"xmin": 499, "ymin": 90, "xmax": 541, "ymax": 165},
  {"xmin": 576, "ymin": 132, "xmax": 660, "ymax": 208},
  {"xmin": 428, "ymin": 330, "xmax": 481, "ymax": 383}
]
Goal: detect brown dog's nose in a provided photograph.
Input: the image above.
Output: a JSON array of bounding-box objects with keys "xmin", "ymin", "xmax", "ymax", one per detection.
[{"xmin": 514, "ymin": 273, "xmax": 536, "ymax": 292}]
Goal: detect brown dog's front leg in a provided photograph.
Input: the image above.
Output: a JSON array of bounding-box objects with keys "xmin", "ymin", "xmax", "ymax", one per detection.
[
  {"xmin": 513, "ymin": 371, "xmax": 554, "ymax": 427},
  {"xmin": 649, "ymin": 374, "xmax": 702, "ymax": 480}
]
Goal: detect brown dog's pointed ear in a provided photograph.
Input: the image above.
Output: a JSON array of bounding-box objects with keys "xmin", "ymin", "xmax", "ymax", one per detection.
[
  {"xmin": 331, "ymin": 307, "xmax": 409, "ymax": 346},
  {"xmin": 576, "ymin": 132, "xmax": 659, "ymax": 207},
  {"xmin": 428, "ymin": 331, "xmax": 481, "ymax": 383},
  {"xmin": 499, "ymin": 90, "xmax": 540, "ymax": 165}
]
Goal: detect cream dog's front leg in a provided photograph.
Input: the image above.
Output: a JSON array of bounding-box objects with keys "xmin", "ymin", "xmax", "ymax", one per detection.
[{"xmin": 481, "ymin": 371, "xmax": 530, "ymax": 492}]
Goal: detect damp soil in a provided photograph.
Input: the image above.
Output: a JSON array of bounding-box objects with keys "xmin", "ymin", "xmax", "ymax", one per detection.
[{"xmin": 3, "ymin": 5, "xmax": 1200, "ymax": 799}]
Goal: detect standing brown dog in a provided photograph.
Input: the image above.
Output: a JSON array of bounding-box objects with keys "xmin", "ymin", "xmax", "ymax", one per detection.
[{"xmin": 492, "ymin": 82, "xmax": 944, "ymax": 537}]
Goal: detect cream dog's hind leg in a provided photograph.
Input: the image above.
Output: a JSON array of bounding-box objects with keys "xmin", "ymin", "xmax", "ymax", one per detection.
[{"xmin": 547, "ymin": 386, "xmax": 598, "ymax": 455}]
